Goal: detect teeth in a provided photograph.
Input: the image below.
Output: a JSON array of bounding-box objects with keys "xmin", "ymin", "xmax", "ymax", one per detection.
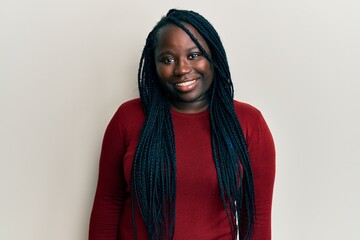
[{"xmin": 175, "ymin": 79, "xmax": 197, "ymax": 87}]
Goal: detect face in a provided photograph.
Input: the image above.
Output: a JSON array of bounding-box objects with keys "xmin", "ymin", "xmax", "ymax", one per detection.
[{"xmin": 154, "ymin": 23, "xmax": 214, "ymax": 113}]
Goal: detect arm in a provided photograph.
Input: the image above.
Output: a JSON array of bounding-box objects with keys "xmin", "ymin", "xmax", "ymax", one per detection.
[
  {"xmin": 89, "ymin": 110, "xmax": 127, "ymax": 239},
  {"xmin": 247, "ymin": 112, "xmax": 276, "ymax": 240}
]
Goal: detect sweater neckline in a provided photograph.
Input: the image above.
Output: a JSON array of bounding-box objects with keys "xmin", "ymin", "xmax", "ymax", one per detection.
[{"xmin": 170, "ymin": 108, "xmax": 209, "ymax": 119}]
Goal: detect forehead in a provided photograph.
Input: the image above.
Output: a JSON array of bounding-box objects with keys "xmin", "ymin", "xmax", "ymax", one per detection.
[{"xmin": 154, "ymin": 23, "xmax": 209, "ymax": 52}]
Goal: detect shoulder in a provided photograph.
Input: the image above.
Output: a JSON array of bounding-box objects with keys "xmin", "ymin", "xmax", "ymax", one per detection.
[
  {"xmin": 117, "ymin": 98, "xmax": 143, "ymax": 113},
  {"xmin": 115, "ymin": 98, "xmax": 144, "ymax": 117},
  {"xmin": 233, "ymin": 100, "xmax": 262, "ymax": 122},
  {"xmin": 112, "ymin": 98, "xmax": 145, "ymax": 127},
  {"xmin": 233, "ymin": 100, "xmax": 270, "ymax": 140}
]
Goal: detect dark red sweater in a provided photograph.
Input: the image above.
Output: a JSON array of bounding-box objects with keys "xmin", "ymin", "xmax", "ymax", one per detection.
[{"xmin": 89, "ymin": 98, "xmax": 275, "ymax": 239}]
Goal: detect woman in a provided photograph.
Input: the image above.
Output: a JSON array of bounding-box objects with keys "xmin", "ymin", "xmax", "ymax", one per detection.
[{"xmin": 89, "ymin": 9, "xmax": 275, "ymax": 240}]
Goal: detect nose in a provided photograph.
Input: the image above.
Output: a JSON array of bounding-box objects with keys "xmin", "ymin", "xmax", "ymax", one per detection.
[{"xmin": 174, "ymin": 58, "xmax": 191, "ymax": 76}]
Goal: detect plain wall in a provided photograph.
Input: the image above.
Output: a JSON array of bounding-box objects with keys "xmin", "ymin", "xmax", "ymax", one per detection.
[{"xmin": 1, "ymin": 0, "xmax": 359, "ymax": 239}]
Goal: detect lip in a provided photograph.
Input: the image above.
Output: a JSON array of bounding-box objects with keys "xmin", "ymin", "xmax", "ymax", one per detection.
[{"xmin": 172, "ymin": 78, "xmax": 200, "ymax": 92}]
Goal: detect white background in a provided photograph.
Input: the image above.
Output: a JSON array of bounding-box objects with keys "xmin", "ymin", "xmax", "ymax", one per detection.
[{"xmin": 1, "ymin": 0, "xmax": 359, "ymax": 239}]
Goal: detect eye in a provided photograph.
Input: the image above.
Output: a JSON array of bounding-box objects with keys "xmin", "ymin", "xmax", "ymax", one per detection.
[
  {"xmin": 160, "ymin": 57, "xmax": 175, "ymax": 64},
  {"xmin": 188, "ymin": 52, "xmax": 202, "ymax": 60}
]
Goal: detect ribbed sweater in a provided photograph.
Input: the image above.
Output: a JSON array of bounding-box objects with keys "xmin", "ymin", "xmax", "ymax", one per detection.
[{"xmin": 89, "ymin": 98, "xmax": 275, "ymax": 239}]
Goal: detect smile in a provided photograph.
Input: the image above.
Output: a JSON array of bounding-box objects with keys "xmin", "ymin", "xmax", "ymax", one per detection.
[{"xmin": 174, "ymin": 78, "xmax": 199, "ymax": 87}]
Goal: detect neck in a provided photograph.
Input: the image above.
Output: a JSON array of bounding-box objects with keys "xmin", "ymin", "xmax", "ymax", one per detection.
[{"xmin": 170, "ymin": 99, "xmax": 209, "ymax": 114}]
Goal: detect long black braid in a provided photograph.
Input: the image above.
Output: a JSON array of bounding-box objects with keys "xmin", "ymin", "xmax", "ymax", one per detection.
[{"xmin": 131, "ymin": 9, "xmax": 255, "ymax": 240}]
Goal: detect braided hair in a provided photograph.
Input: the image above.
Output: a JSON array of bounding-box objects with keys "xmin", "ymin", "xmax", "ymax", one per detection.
[{"xmin": 131, "ymin": 9, "xmax": 255, "ymax": 240}]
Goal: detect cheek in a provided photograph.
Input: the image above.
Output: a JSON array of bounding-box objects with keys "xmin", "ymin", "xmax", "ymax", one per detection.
[
  {"xmin": 156, "ymin": 64, "xmax": 172, "ymax": 80},
  {"xmin": 197, "ymin": 59, "xmax": 212, "ymax": 73},
  {"xmin": 155, "ymin": 63, "xmax": 162, "ymax": 78},
  {"xmin": 201, "ymin": 61, "xmax": 214, "ymax": 81}
]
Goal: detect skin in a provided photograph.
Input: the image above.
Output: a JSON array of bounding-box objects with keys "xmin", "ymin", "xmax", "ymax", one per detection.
[{"xmin": 154, "ymin": 23, "xmax": 214, "ymax": 114}]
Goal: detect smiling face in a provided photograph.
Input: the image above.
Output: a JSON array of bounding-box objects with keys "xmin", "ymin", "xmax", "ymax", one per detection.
[{"xmin": 154, "ymin": 23, "xmax": 214, "ymax": 113}]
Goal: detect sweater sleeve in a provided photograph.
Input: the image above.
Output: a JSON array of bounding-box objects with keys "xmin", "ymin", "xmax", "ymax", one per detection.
[
  {"xmin": 247, "ymin": 112, "xmax": 276, "ymax": 240},
  {"xmin": 89, "ymin": 109, "xmax": 127, "ymax": 239}
]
